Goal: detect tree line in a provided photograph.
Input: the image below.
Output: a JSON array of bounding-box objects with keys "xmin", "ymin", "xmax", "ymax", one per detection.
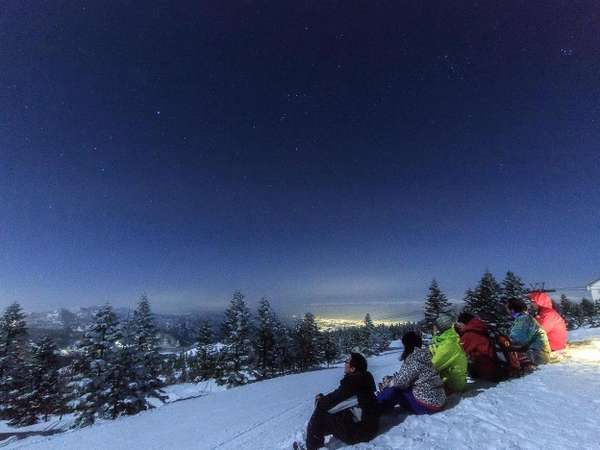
[
  {"xmin": 423, "ymin": 270, "xmax": 600, "ymax": 334},
  {"xmin": 0, "ymin": 292, "xmax": 404, "ymax": 428}
]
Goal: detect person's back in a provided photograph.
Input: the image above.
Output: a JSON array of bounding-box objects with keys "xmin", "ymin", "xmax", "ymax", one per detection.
[
  {"xmin": 457, "ymin": 313, "xmax": 504, "ymax": 382},
  {"xmin": 528, "ymin": 292, "xmax": 567, "ymax": 351},
  {"xmin": 510, "ymin": 312, "xmax": 551, "ymax": 365},
  {"xmin": 429, "ymin": 314, "xmax": 468, "ymax": 393},
  {"xmin": 392, "ymin": 347, "xmax": 445, "ymax": 410}
]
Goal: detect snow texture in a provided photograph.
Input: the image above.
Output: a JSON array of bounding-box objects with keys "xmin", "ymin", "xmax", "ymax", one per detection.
[{"xmin": 4, "ymin": 331, "xmax": 600, "ymax": 449}]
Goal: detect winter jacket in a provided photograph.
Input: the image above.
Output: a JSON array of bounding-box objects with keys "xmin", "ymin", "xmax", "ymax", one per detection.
[
  {"xmin": 459, "ymin": 317, "xmax": 504, "ymax": 381},
  {"xmin": 529, "ymin": 292, "xmax": 568, "ymax": 351},
  {"xmin": 391, "ymin": 347, "xmax": 446, "ymax": 409},
  {"xmin": 317, "ymin": 370, "xmax": 379, "ymax": 433},
  {"xmin": 509, "ymin": 313, "xmax": 551, "ymax": 365},
  {"xmin": 429, "ymin": 327, "xmax": 468, "ymax": 392}
]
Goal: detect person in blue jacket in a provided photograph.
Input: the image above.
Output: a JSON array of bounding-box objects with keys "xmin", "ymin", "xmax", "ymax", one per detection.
[{"xmin": 507, "ymin": 297, "xmax": 551, "ymax": 365}]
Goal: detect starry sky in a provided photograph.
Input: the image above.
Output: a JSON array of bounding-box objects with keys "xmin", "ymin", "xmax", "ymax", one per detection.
[{"xmin": 1, "ymin": 1, "xmax": 600, "ymax": 314}]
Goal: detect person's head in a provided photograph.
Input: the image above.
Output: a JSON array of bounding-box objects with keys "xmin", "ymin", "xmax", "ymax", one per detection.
[
  {"xmin": 455, "ymin": 311, "xmax": 474, "ymax": 333},
  {"xmin": 344, "ymin": 352, "xmax": 367, "ymax": 375},
  {"xmin": 401, "ymin": 331, "xmax": 422, "ymax": 361},
  {"xmin": 434, "ymin": 312, "xmax": 455, "ymax": 334},
  {"xmin": 507, "ymin": 297, "xmax": 528, "ymax": 314}
]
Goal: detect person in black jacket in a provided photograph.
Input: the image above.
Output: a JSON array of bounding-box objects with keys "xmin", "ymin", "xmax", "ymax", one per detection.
[{"xmin": 302, "ymin": 352, "xmax": 379, "ymax": 450}]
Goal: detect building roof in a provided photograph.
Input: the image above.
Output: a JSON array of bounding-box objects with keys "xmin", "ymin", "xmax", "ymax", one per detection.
[{"xmin": 587, "ymin": 278, "xmax": 600, "ymax": 289}]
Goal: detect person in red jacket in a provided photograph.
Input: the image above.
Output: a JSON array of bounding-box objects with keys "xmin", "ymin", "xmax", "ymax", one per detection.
[
  {"xmin": 456, "ymin": 312, "xmax": 505, "ymax": 382},
  {"xmin": 528, "ymin": 291, "xmax": 568, "ymax": 351}
]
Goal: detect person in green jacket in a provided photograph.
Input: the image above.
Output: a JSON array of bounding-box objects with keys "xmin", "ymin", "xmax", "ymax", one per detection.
[{"xmin": 429, "ymin": 313, "xmax": 468, "ymax": 393}]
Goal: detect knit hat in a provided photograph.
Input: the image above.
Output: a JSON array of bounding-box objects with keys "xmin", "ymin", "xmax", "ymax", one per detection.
[{"xmin": 435, "ymin": 312, "xmax": 454, "ymax": 332}]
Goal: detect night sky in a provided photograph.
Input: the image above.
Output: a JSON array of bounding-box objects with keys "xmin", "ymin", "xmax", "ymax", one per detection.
[{"xmin": 2, "ymin": 1, "xmax": 600, "ymax": 314}]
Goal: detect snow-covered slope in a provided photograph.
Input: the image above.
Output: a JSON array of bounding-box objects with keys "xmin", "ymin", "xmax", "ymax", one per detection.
[{"xmin": 7, "ymin": 330, "xmax": 600, "ymax": 450}]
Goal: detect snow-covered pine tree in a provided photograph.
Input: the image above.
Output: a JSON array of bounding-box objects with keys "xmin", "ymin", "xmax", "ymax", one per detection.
[
  {"xmin": 296, "ymin": 313, "xmax": 322, "ymax": 371},
  {"xmin": 591, "ymin": 299, "xmax": 600, "ymax": 328},
  {"xmin": 423, "ymin": 279, "xmax": 452, "ymax": 332},
  {"xmin": 254, "ymin": 298, "xmax": 276, "ymax": 379},
  {"xmin": 558, "ymin": 294, "xmax": 577, "ymax": 330},
  {"xmin": 103, "ymin": 320, "xmax": 148, "ymax": 419},
  {"xmin": 194, "ymin": 320, "xmax": 214, "ymax": 380},
  {"xmin": 580, "ymin": 298, "xmax": 595, "ymax": 325},
  {"xmin": 374, "ymin": 324, "xmax": 391, "ymax": 354},
  {"xmin": 217, "ymin": 291, "xmax": 253, "ymax": 387},
  {"xmin": 465, "ymin": 271, "xmax": 503, "ymax": 332},
  {"xmin": 272, "ymin": 318, "xmax": 294, "ymax": 375},
  {"xmin": 499, "ymin": 271, "xmax": 527, "ymax": 334},
  {"xmin": 131, "ymin": 296, "xmax": 164, "ymax": 401},
  {"xmin": 28, "ymin": 336, "xmax": 64, "ymax": 422},
  {"xmin": 361, "ymin": 313, "xmax": 377, "ymax": 355},
  {"xmin": 321, "ymin": 332, "xmax": 339, "ymax": 367},
  {"xmin": 70, "ymin": 304, "xmax": 122, "ymax": 427},
  {"xmin": 0, "ymin": 302, "xmax": 31, "ymax": 425}
]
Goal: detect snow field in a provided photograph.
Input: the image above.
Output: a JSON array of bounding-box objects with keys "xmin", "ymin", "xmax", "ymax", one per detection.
[{"xmin": 5, "ymin": 333, "xmax": 600, "ymax": 450}]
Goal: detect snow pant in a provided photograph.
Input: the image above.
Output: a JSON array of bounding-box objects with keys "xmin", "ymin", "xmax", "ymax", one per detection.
[
  {"xmin": 305, "ymin": 408, "xmax": 377, "ymax": 450},
  {"xmin": 376, "ymin": 387, "xmax": 440, "ymax": 415}
]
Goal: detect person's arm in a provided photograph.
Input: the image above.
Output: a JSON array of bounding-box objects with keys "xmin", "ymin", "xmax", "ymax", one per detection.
[
  {"xmin": 391, "ymin": 359, "xmax": 418, "ymax": 390},
  {"xmin": 430, "ymin": 341, "xmax": 454, "ymax": 372},
  {"xmin": 316, "ymin": 376, "xmax": 354, "ymax": 411}
]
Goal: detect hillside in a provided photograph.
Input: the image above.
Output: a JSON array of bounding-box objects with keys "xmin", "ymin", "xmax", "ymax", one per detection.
[{"xmin": 5, "ymin": 329, "xmax": 600, "ymax": 450}]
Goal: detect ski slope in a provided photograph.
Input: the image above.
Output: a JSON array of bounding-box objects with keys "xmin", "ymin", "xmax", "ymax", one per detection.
[{"xmin": 5, "ymin": 329, "xmax": 600, "ymax": 450}]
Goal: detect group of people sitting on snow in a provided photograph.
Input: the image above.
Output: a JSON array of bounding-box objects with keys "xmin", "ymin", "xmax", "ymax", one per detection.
[{"xmin": 295, "ymin": 292, "xmax": 568, "ymax": 450}]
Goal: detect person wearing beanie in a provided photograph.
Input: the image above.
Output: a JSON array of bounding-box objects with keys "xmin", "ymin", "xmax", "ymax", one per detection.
[{"xmin": 429, "ymin": 313, "xmax": 468, "ymax": 393}]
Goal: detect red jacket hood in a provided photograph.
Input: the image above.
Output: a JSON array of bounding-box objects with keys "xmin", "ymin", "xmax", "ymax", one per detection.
[
  {"xmin": 528, "ymin": 292, "xmax": 553, "ymax": 309},
  {"xmin": 462, "ymin": 317, "xmax": 488, "ymax": 334}
]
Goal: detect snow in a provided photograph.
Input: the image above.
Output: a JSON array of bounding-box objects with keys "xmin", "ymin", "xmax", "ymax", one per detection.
[{"xmin": 4, "ymin": 333, "xmax": 600, "ymax": 450}]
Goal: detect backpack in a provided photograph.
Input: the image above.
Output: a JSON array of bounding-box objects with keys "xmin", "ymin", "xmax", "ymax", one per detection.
[{"xmin": 490, "ymin": 333, "xmax": 533, "ymax": 378}]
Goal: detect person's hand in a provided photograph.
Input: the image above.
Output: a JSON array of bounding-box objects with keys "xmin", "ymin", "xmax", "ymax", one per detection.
[{"xmin": 314, "ymin": 393, "xmax": 324, "ymax": 406}]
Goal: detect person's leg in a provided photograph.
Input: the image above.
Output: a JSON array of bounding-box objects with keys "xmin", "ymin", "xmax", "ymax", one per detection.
[
  {"xmin": 306, "ymin": 409, "xmax": 351, "ymax": 450},
  {"xmin": 395, "ymin": 389, "xmax": 431, "ymax": 415},
  {"xmin": 376, "ymin": 386, "xmax": 402, "ymax": 413}
]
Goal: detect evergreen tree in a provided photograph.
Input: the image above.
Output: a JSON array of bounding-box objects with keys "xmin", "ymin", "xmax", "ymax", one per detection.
[
  {"xmin": 0, "ymin": 303, "xmax": 31, "ymax": 425},
  {"xmin": 131, "ymin": 295, "xmax": 164, "ymax": 401},
  {"xmin": 580, "ymin": 298, "xmax": 595, "ymax": 324},
  {"xmin": 103, "ymin": 321, "xmax": 147, "ymax": 419},
  {"xmin": 423, "ymin": 279, "xmax": 452, "ymax": 332},
  {"xmin": 254, "ymin": 298, "xmax": 276, "ymax": 379},
  {"xmin": 194, "ymin": 320, "xmax": 214, "ymax": 380},
  {"xmin": 499, "ymin": 271, "xmax": 527, "ymax": 334},
  {"xmin": 217, "ymin": 291, "xmax": 253, "ymax": 387},
  {"xmin": 374, "ymin": 324, "xmax": 392, "ymax": 354},
  {"xmin": 465, "ymin": 271, "xmax": 503, "ymax": 332},
  {"xmin": 29, "ymin": 336, "xmax": 64, "ymax": 422},
  {"xmin": 296, "ymin": 313, "xmax": 322, "ymax": 371},
  {"xmin": 361, "ymin": 313, "xmax": 377, "ymax": 355},
  {"xmin": 591, "ymin": 299, "xmax": 600, "ymax": 328},
  {"xmin": 70, "ymin": 304, "xmax": 121, "ymax": 427},
  {"xmin": 321, "ymin": 332, "xmax": 339, "ymax": 367},
  {"xmin": 559, "ymin": 294, "xmax": 577, "ymax": 330},
  {"xmin": 272, "ymin": 319, "xmax": 294, "ymax": 375}
]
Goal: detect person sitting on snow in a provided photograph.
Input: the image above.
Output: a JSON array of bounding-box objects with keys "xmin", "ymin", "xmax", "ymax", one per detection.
[
  {"xmin": 507, "ymin": 297, "xmax": 551, "ymax": 365},
  {"xmin": 456, "ymin": 312, "xmax": 506, "ymax": 382},
  {"xmin": 528, "ymin": 291, "xmax": 568, "ymax": 351},
  {"xmin": 429, "ymin": 313, "xmax": 468, "ymax": 393},
  {"xmin": 376, "ymin": 331, "xmax": 446, "ymax": 415},
  {"xmin": 298, "ymin": 352, "xmax": 379, "ymax": 450}
]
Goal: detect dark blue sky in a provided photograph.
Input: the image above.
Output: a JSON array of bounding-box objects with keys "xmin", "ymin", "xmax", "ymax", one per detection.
[{"xmin": 1, "ymin": 1, "xmax": 599, "ymax": 314}]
